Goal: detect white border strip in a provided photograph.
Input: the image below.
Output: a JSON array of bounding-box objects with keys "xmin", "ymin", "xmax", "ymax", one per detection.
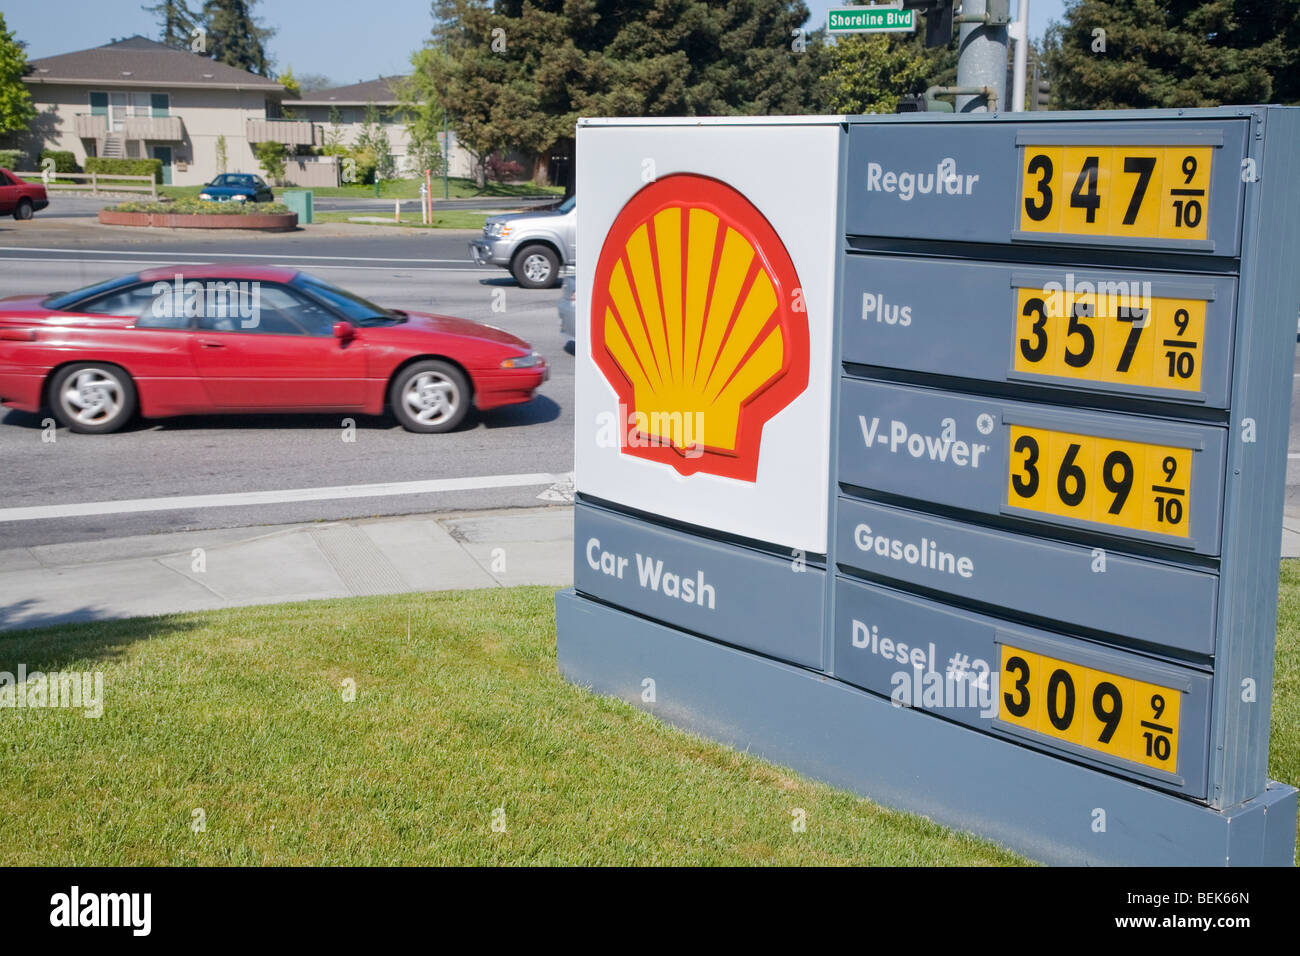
[{"xmin": 0, "ymin": 473, "xmax": 561, "ymax": 523}]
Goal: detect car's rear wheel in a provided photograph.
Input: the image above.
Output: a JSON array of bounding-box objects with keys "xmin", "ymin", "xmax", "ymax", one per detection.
[
  {"xmin": 390, "ymin": 360, "xmax": 470, "ymax": 433},
  {"xmin": 511, "ymin": 244, "xmax": 560, "ymax": 289},
  {"xmin": 49, "ymin": 363, "xmax": 136, "ymax": 434},
  {"xmin": 14, "ymin": 199, "xmax": 33, "ymax": 221}
]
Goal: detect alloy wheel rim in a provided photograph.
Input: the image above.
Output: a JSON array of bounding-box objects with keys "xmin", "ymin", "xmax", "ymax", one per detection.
[
  {"xmin": 403, "ymin": 371, "xmax": 458, "ymax": 425},
  {"xmin": 61, "ymin": 369, "xmax": 124, "ymax": 425},
  {"xmin": 523, "ymin": 254, "xmax": 551, "ymax": 283}
]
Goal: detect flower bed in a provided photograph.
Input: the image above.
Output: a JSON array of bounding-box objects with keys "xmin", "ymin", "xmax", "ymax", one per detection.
[{"xmin": 99, "ymin": 199, "xmax": 297, "ymax": 231}]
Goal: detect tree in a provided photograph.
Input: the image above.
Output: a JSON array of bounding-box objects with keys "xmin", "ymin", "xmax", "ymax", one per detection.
[
  {"xmin": 415, "ymin": 0, "xmax": 828, "ymax": 187},
  {"xmin": 355, "ymin": 103, "xmax": 395, "ymax": 181},
  {"xmin": 215, "ymin": 133, "xmax": 228, "ymax": 172},
  {"xmin": 142, "ymin": 0, "xmax": 200, "ymax": 49},
  {"xmin": 822, "ymin": 30, "xmax": 956, "ymax": 114},
  {"xmin": 0, "ymin": 14, "xmax": 35, "ymax": 140},
  {"xmin": 201, "ymin": 0, "xmax": 275, "ymax": 76},
  {"xmin": 278, "ymin": 65, "xmax": 301, "ymax": 99},
  {"xmin": 252, "ymin": 139, "xmax": 287, "ymax": 182},
  {"xmin": 296, "ymin": 73, "xmax": 334, "ymax": 93},
  {"xmin": 1043, "ymin": 0, "xmax": 1297, "ymax": 109}
]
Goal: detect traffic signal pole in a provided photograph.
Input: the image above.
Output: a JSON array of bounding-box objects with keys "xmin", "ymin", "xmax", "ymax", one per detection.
[
  {"xmin": 953, "ymin": 0, "xmax": 1009, "ymax": 112},
  {"xmin": 1009, "ymin": 0, "xmax": 1029, "ymax": 111}
]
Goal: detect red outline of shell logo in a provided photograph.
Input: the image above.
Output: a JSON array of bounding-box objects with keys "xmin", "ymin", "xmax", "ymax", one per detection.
[{"xmin": 590, "ymin": 174, "xmax": 810, "ymax": 482}]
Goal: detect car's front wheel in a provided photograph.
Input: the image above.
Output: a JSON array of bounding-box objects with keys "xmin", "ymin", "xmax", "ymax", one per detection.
[
  {"xmin": 389, "ymin": 360, "xmax": 471, "ymax": 433},
  {"xmin": 511, "ymin": 244, "xmax": 560, "ymax": 289},
  {"xmin": 14, "ymin": 199, "xmax": 33, "ymax": 221},
  {"xmin": 49, "ymin": 363, "xmax": 137, "ymax": 434}
]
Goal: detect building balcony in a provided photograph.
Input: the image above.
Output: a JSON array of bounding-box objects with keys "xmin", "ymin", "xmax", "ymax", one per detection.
[
  {"xmin": 74, "ymin": 114, "xmax": 184, "ymax": 142},
  {"xmin": 247, "ymin": 118, "xmax": 319, "ymax": 146}
]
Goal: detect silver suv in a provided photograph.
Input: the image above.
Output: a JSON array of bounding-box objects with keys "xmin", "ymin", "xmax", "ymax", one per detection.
[{"xmin": 469, "ymin": 195, "xmax": 575, "ymax": 289}]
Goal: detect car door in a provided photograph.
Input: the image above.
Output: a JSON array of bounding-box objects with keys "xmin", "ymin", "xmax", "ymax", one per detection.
[{"xmin": 186, "ymin": 281, "xmax": 367, "ymax": 408}]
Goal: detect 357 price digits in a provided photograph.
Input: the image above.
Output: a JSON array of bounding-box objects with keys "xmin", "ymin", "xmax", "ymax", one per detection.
[
  {"xmin": 1019, "ymin": 146, "xmax": 1212, "ymax": 242},
  {"xmin": 1006, "ymin": 425, "xmax": 1192, "ymax": 538}
]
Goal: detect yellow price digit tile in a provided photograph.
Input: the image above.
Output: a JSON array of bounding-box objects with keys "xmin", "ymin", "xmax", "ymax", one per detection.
[
  {"xmin": 999, "ymin": 643, "xmax": 1181, "ymax": 773},
  {"xmin": 1007, "ymin": 426, "xmax": 1193, "ymax": 538},
  {"xmin": 1151, "ymin": 298, "xmax": 1205, "ymax": 391},
  {"xmin": 1159, "ymin": 147, "xmax": 1212, "ymax": 241},
  {"xmin": 1106, "ymin": 148, "xmax": 1165, "ymax": 239},
  {"xmin": 1130, "ymin": 677, "xmax": 1181, "ymax": 772},
  {"xmin": 1020, "ymin": 147, "xmax": 1062, "ymax": 233},
  {"xmin": 1059, "ymin": 147, "xmax": 1114, "ymax": 237},
  {"xmin": 1096, "ymin": 291, "xmax": 1157, "ymax": 390},
  {"xmin": 1013, "ymin": 287, "xmax": 1058, "ymax": 376}
]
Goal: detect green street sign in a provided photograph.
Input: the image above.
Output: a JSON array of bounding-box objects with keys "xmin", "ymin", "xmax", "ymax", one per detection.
[{"xmin": 827, "ymin": 5, "xmax": 917, "ymax": 33}]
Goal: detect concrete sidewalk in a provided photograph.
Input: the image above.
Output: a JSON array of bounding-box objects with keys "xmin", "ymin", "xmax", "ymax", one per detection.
[{"xmin": 0, "ymin": 506, "xmax": 574, "ymax": 632}]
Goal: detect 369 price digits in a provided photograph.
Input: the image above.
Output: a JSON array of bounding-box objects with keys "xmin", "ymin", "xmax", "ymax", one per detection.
[
  {"xmin": 1006, "ymin": 425, "xmax": 1192, "ymax": 538},
  {"xmin": 1019, "ymin": 146, "xmax": 1212, "ymax": 242},
  {"xmin": 999, "ymin": 643, "xmax": 1181, "ymax": 771}
]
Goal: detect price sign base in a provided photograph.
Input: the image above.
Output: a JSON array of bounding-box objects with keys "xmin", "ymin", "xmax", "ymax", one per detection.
[{"xmin": 558, "ymin": 589, "xmax": 1298, "ymax": 866}]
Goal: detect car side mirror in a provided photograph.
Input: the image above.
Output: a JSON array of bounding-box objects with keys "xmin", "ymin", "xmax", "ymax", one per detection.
[{"xmin": 333, "ymin": 321, "xmax": 355, "ymax": 341}]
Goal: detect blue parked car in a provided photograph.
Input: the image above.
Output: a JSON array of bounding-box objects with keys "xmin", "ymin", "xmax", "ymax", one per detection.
[{"xmin": 199, "ymin": 173, "xmax": 274, "ymax": 203}]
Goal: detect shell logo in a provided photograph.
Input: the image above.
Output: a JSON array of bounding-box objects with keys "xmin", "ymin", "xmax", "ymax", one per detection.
[{"xmin": 591, "ymin": 174, "xmax": 810, "ymax": 483}]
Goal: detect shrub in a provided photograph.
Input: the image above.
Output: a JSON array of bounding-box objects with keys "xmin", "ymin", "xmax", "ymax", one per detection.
[
  {"xmin": 253, "ymin": 140, "xmax": 289, "ymax": 183},
  {"xmin": 85, "ymin": 157, "xmax": 164, "ymax": 183},
  {"xmin": 485, "ymin": 155, "xmax": 524, "ymax": 183},
  {"xmin": 40, "ymin": 150, "xmax": 79, "ymax": 174},
  {"xmin": 0, "ymin": 148, "xmax": 24, "ymax": 170}
]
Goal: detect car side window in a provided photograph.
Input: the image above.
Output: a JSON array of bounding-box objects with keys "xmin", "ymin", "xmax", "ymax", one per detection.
[
  {"xmin": 196, "ymin": 283, "xmax": 336, "ymax": 336},
  {"xmin": 82, "ymin": 284, "xmax": 187, "ymax": 327},
  {"xmin": 0, "ymin": 172, "xmax": 12, "ymax": 186}
]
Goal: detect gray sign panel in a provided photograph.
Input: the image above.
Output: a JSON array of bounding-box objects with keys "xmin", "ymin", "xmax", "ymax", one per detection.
[
  {"xmin": 845, "ymin": 119, "xmax": 1248, "ymax": 254},
  {"xmin": 573, "ymin": 501, "xmax": 824, "ymax": 669},
  {"xmin": 835, "ymin": 497, "xmax": 1218, "ymax": 656},
  {"xmin": 838, "ymin": 378, "xmax": 1228, "ymax": 554},
  {"xmin": 832, "ymin": 575, "xmax": 1213, "ymax": 798},
  {"xmin": 841, "ymin": 255, "xmax": 1236, "ymax": 407}
]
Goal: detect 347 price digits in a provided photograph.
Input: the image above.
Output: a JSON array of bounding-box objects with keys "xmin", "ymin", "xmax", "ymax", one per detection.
[
  {"xmin": 1019, "ymin": 146, "xmax": 1212, "ymax": 242},
  {"xmin": 999, "ymin": 643, "xmax": 1181, "ymax": 771},
  {"xmin": 1007, "ymin": 425, "xmax": 1192, "ymax": 538}
]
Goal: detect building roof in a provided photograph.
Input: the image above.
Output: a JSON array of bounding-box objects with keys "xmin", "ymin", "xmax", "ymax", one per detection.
[
  {"xmin": 293, "ymin": 76, "xmax": 410, "ymax": 106},
  {"xmin": 23, "ymin": 36, "xmax": 283, "ymax": 91}
]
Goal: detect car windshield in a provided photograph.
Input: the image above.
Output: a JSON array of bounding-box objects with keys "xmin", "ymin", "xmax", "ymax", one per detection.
[
  {"xmin": 211, "ymin": 175, "xmax": 253, "ymax": 187},
  {"xmin": 291, "ymin": 274, "xmax": 399, "ymax": 326},
  {"xmin": 43, "ymin": 275, "xmax": 140, "ymax": 311}
]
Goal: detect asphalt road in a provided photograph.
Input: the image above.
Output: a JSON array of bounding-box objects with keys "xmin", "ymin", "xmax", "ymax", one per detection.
[{"xmin": 0, "ymin": 232, "xmax": 576, "ymax": 548}]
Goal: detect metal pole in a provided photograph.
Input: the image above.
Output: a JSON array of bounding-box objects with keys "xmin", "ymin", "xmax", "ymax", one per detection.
[
  {"xmin": 442, "ymin": 111, "xmax": 449, "ymax": 200},
  {"xmin": 955, "ymin": 0, "xmax": 1010, "ymax": 112},
  {"xmin": 1010, "ymin": 0, "xmax": 1029, "ymax": 112}
]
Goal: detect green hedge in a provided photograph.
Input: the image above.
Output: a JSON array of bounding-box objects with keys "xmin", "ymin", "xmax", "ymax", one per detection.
[
  {"xmin": 0, "ymin": 149, "xmax": 24, "ymax": 171},
  {"xmin": 85, "ymin": 157, "xmax": 164, "ymax": 183},
  {"xmin": 40, "ymin": 150, "xmax": 79, "ymax": 174},
  {"xmin": 108, "ymin": 198, "xmax": 291, "ymax": 215}
]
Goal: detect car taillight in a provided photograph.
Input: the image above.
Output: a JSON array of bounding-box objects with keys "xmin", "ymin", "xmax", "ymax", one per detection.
[{"xmin": 0, "ymin": 328, "xmax": 36, "ymax": 341}]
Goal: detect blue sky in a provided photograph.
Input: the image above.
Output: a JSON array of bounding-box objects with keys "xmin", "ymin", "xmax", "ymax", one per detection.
[{"xmin": 6, "ymin": 0, "xmax": 1065, "ymax": 87}]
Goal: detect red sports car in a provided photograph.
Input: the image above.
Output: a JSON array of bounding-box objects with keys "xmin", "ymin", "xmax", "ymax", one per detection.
[
  {"xmin": 0, "ymin": 168, "xmax": 50, "ymax": 220},
  {"xmin": 0, "ymin": 265, "xmax": 548, "ymax": 434}
]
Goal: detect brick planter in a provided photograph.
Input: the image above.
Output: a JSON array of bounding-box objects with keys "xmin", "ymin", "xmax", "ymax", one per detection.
[{"xmin": 98, "ymin": 210, "xmax": 298, "ymax": 231}]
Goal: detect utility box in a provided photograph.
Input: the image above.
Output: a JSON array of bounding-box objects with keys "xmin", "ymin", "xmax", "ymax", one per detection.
[
  {"xmin": 557, "ymin": 108, "xmax": 1300, "ymax": 865},
  {"xmin": 281, "ymin": 189, "xmax": 312, "ymax": 224}
]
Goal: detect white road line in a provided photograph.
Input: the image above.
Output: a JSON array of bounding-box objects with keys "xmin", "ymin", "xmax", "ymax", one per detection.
[
  {"xmin": 0, "ymin": 246, "xmax": 470, "ymax": 264},
  {"xmin": 1290, "ymin": 453, "xmax": 1300, "ymax": 460},
  {"xmin": 0, "ymin": 473, "xmax": 561, "ymax": 523},
  {"xmin": 0, "ymin": 255, "xmax": 484, "ymax": 274}
]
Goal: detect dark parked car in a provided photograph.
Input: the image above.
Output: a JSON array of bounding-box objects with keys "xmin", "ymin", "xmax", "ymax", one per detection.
[
  {"xmin": 199, "ymin": 173, "xmax": 274, "ymax": 203},
  {"xmin": 0, "ymin": 168, "xmax": 50, "ymax": 220}
]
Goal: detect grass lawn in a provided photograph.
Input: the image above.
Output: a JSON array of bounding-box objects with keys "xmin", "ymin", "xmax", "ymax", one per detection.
[
  {"xmin": 3, "ymin": 568, "xmax": 1297, "ymax": 867},
  {"xmin": 0, "ymin": 587, "xmax": 1023, "ymax": 866},
  {"xmin": 312, "ymin": 209, "xmax": 489, "ymax": 230},
  {"xmin": 158, "ymin": 177, "xmax": 562, "ymax": 202}
]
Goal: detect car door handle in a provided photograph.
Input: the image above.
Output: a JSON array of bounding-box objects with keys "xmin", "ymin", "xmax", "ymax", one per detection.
[{"xmin": 198, "ymin": 339, "xmax": 225, "ymax": 349}]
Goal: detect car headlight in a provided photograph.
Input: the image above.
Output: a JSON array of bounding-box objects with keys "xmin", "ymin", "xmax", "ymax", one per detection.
[
  {"xmin": 232, "ymin": 194, "xmax": 247, "ymax": 202},
  {"xmin": 500, "ymin": 351, "xmax": 543, "ymax": 369},
  {"xmin": 199, "ymin": 193, "xmax": 212, "ymax": 201}
]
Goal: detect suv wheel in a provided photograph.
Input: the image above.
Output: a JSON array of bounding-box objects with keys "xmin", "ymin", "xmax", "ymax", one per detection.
[
  {"xmin": 390, "ymin": 360, "xmax": 471, "ymax": 433},
  {"xmin": 512, "ymin": 244, "xmax": 559, "ymax": 289}
]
